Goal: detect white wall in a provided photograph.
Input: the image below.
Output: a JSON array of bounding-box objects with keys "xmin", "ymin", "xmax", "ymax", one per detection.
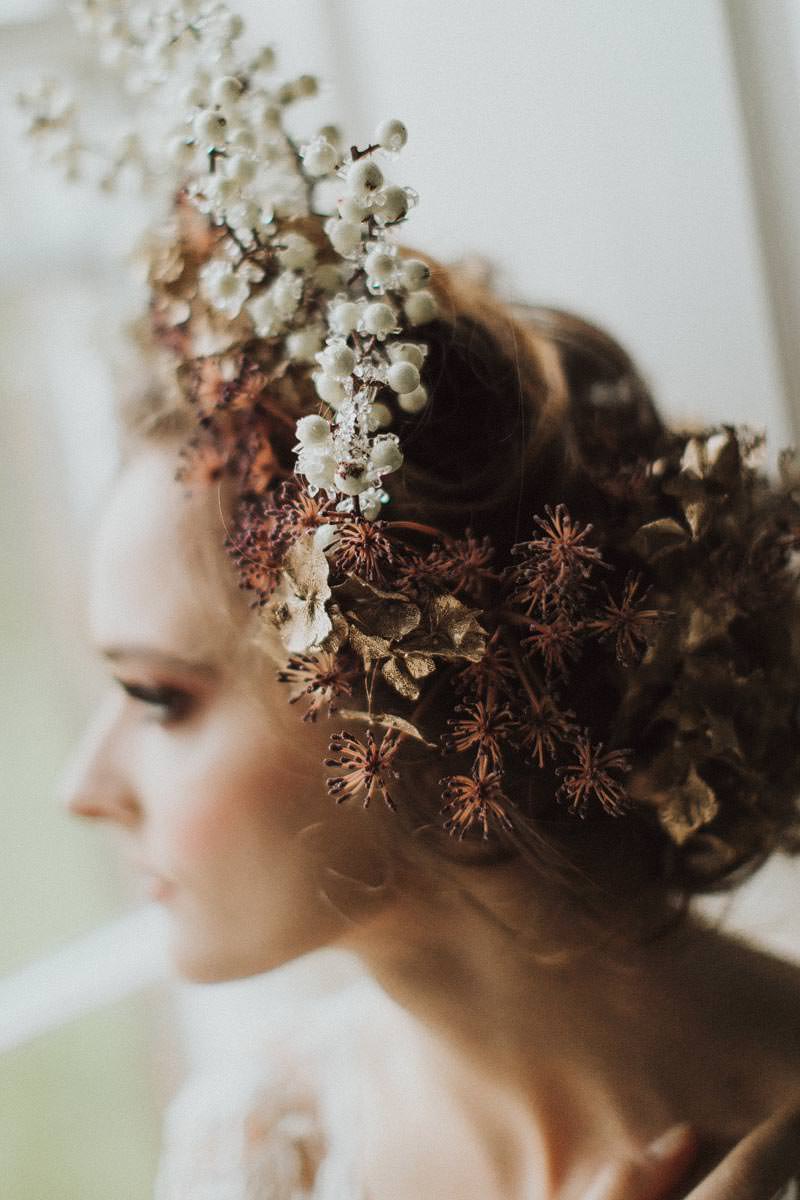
[{"xmin": 238, "ymin": 0, "xmax": 792, "ymax": 444}]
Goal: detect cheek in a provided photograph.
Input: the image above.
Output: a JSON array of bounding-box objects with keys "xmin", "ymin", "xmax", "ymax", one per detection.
[{"xmin": 160, "ymin": 708, "xmax": 333, "ymax": 875}]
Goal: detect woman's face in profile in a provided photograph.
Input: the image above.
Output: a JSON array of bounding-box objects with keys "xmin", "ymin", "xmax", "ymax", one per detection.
[{"xmin": 60, "ymin": 443, "xmax": 356, "ymax": 982}]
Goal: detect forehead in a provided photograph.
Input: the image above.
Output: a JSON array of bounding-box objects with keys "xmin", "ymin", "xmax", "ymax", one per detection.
[{"xmin": 90, "ymin": 444, "xmax": 241, "ymax": 662}]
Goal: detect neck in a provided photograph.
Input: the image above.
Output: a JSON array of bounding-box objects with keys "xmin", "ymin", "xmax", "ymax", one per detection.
[{"xmin": 337, "ymin": 861, "xmax": 760, "ymax": 1192}]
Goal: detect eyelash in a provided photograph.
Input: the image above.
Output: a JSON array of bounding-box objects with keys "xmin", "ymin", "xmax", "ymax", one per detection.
[{"xmin": 117, "ymin": 680, "xmax": 194, "ymax": 724}]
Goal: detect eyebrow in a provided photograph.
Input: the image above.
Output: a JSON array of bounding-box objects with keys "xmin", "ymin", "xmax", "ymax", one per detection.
[{"xmin": 101, "ymin": 646, "xmax": 219, "ymax": 677}]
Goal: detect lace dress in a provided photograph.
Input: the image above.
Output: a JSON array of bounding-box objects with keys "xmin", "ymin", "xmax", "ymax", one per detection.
[
  {"xmin": 153, "ymin": 975, "xmax": 800, "ymax": 1200},
  {"xmin": 152, "ymin": 973, "xmax": 542, "ymax": 1199}
]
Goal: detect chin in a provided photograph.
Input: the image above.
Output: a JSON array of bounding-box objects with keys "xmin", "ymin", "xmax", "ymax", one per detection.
[{"xmin": 168, "ymin": 929, "xmax": 307, "ymax": 984}]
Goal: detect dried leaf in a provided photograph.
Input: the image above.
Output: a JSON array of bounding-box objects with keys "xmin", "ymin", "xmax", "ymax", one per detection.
[
  {"xmin": 657, "ymin": 764, "xmax": 719, "ymax": 845},
  {"xmin": 334, "ymin": 709, "xmax": 438, "ymax": 748},
  {"xmin": 401, "ymin": 652, "xmax": 437, "ymax": 679},
  {"xmin": 333, "ymin": 575, "xmax": 421, "ymax": 641},
  {"xmin": 381, "ymin": 656, "xmax": 424, "ymax": 700},
  {"xmin": 411, "ymin": 593, "xmax": 487, "ymax": 661},
  {"xmin": 630, "ymin": 518, "xmax": 688, "ymax": 562},
  {"xmin": 346, "ymin": 625, "xmax": 392, "ymax": 670},
  {"xmin": 685, "ymin": 599, "xmax": 738, "ymax": 652},
  {"xmin": 317, "ymin": 604, "xmax": 350, "ymax": 656}
]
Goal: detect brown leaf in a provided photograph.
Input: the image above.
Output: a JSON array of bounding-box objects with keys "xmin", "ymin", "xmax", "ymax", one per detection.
[
  {"xmin": 380, "ymin": 656, "xmax": 424, "ymax": 700},
  {"xmin": 657, "ymin": 764, "xmax": 719, "ymax": 845},
  {"xmin": 630, "ymin": 518, "xmax": 689, "ymax": 562},
  {"xmin": 346, "ymin": 625, "xmax": 393, "ymax": 671},
  {"xmin": 335, "ymin": 710, "xmax": 438, "ymax": 748},
  {"xmin": 317, "ymin": 605, "xmax": 350, "ymax": 656},
  {"xmin": 405, "ymin": 593, "xmax": 487, "ymax": 661},
  {"xmin": 401, "ymin": 652, "xmax": 437, "ymax": 679},
  {"xmin": 333, "ymin": 575, "xmax": 421, "ymax": 641},
  {"xmin": 685, "ymin": 599, "xmax": 738, "ymax": 652}
]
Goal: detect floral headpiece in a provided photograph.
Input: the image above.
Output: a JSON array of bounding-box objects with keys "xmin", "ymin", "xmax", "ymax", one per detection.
[{"xmin": 20, "ymin": 2, "xmax": 800, "ymax": 872}]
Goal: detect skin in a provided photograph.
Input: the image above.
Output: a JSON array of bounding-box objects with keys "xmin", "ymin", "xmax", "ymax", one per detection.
[{"xmin": 62, "ymin": 441, "xmax": 800, "ymax": 1198}]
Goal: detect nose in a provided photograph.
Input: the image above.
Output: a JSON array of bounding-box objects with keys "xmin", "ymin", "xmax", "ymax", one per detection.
[{"xmin": 56, "ymin": 691, "xmax": 140, "ymax": 827}]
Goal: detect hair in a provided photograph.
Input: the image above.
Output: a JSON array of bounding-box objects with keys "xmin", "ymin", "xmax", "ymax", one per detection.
[{"xmin": 119, "ymin": 245, "xmax": 800, "ymax": 944}]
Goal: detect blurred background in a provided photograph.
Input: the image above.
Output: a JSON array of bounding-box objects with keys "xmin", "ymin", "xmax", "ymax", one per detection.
[{"xmin": 2, "ymin": 1, "xmax": 800, "ymax": 1195}]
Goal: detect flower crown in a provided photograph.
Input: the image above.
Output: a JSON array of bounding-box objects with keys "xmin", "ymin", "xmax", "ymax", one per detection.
[{"xmin": 20, "ymin": 1, "xmax": 800, "ymax": 866}]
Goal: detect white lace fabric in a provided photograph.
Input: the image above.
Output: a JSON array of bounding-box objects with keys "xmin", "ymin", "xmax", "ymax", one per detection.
[
  {"xmin": 153, "ymin": 1057, "xmax": 326, "ymax": 1200},
  {"xmin": 151, "ymin": 974, "xmax": 533, "ymax": 1199}
]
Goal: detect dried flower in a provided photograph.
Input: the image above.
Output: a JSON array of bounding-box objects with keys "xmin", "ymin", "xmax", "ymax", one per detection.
[
  {"xmin": 453, "ymin": 631, "xmax": 517, "ymax": 700},
  {"xmin": 226, "ymin": 497, "xmax": 289, "ymax": 603},
  {"xmin": 521, "ymin": 611, "xmax": 582, "ymax": 678},
  {"xmin": 515, "ymin": 691, "xmax": 576, "ymax": 769},
  {"xmin": 276, "ymin": 650, "xmax": 358, "ymax": 722},
  {"xmin": 425, "ymin": 529, "xmax": 496, "ymax": 601},
  {"xmin": 442, "ymin": 696, "xmax": 517, "ymax": 771},
  {"xmin": 586, "ymin": 572, "xmax": 664, "ymax": 665},
  {"xmin": 325, "ymin": 727, "xmax": 403, "ymax": 809},
  {"xmin": 440, "ymin": 757, "xmax": 513, "ymax": 840},
  {"xmin": 556, "ymin": 734, "xmax": 632, "ymax": 817},
  {"xmin": 391, "ymin": 547, "xmax": 452, "ymax": 599},
  {"xmin": 328, "ymin": 517, "xmax": 395, "ymax": 584},
  {"xmin": 512, "ymin": 504, "xmax": 606, "ymax": 588}
]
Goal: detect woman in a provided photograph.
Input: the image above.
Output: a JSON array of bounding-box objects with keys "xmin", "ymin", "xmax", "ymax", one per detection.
[
  {"xmin": 36, "ymin": 2, "xmax": 800, "ymax": 1195},
  {"xmin": 61, "ymin": 269, "xmax": 800, "ymax": 1198}
]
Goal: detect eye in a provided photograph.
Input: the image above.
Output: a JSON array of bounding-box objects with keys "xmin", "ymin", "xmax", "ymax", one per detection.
[{"xmin": 115, "ymin": 679, "xmax": 195, "ymax": 725}]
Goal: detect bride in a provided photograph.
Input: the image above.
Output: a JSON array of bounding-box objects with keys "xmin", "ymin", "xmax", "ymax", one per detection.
[
  {"xmin": 35, "ymin": 1, "xmax": 800, "ymax": 1196},
  {"xmin": 62, "ymin": 287, "xmax": 800, "ymax": 1197}
]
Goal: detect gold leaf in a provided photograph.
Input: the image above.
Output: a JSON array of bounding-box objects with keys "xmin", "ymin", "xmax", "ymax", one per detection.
[
  {"xmin": 683, "ymin": 498, "xmax": 713, "ymax": 540},
  {"xmin": 680, "ymin": 437, "xmax": 706, "ymax": 480},
  {"xmin": 380, "ymin": 656, "xmax": 422, "ymax": 700},
  {"xmin": 407, "ymin": 593, "xmax": 487, "ymax": 661},
  {"xmin": 657, "ymin": 764, "xmax": 719, "ymax": 845},
  {"xmin": 401, "ymin": 652, "xmax": 437, "ymax": 679},
  {"xmin": 334, "ymin": 576, "xmax": 421, "ymax": 641},
  {"xmin": 705, "ymin": 427, "xmax": 741, "ymax": 488},
  {"xmin": 335, "ymin": 709, "xmax": 438, "ymax": 748},
  {"xmin": 685, "ymin": 599, "xmax": 737, "ymax": 652},
  {"xmin": 630, "ymin": 518, "xmax": 689, "ymax": 562},
  {"xmin": 346, "ymin": 625, "xmax": 392, "ymax": 670},
  {"xmin": 317, "ymin": 604, "xmax": 350, "ymax": 655}
]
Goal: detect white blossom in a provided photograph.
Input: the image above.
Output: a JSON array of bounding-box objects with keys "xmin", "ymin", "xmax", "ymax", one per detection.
[
  {"xmin": 397, "ymin": 384, "xmax": 429, "ymax": 413},
  {"xmin": 247, "ymin": 290, "xmax": 283, "ymax": 337},
  {"xmin": 286, "ymin": 323, "xmax": 325, "ymax": 363},
  {"xmin": 397, "ymin": 258, "xmax": 431, "ymax": 292},
  {"xmin": 404, "ymin": 289, "xmax": 438, "ymax": 325},
  {"xmin": 276, "ymin": 233, "xmax": 316, "ymax": 271},
  {"xmin": 295, "ymin": 414, "xmax": 332, "ymax": 448},
  {"xmin": 271, "ymin": 271, "xmax": 304, "ymax": 318},
  {"xmin": 387, "ymin": 361, "xmax": 420, "ymax": 394},
  {"xmin": 361, "ymin": 301, "xmax": 397, "ymax": 339},
  {"xmin": 373, "ymin": 185, "xmax": 409, "ymax": 225},
  {"xmin": 316, "ymin": 340, "xmax": 355, "ymax": 379},
  {"xmin": 374, "ymin": 118, "xmax": 408, "ymax": 152},
  {"xmin": 346, "ymin": 158, "xmax": 383, "ymax": 197},
  {"xmin": 200, "ymin": 259, "xmax": 250, "ymax": 318},
  {"xmin": 301, "ymin": 136, "xmax": 338, "ymax": 177},
  {"xmin": 387, "ymin": 342, "xmax": 426, "ymax": 368},
  {"xmin": 326, "ymin": 218, "xmax": 362, "ymax": 257},
  {"xmin": 328, "ymin": 299, "xmax": 362, "ymax": 336}
]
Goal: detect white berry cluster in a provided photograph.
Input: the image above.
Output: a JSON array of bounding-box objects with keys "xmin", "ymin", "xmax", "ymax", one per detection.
[{"xmin": 20, "ymin": 0, "xmax": 440, "ymax": 521}]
